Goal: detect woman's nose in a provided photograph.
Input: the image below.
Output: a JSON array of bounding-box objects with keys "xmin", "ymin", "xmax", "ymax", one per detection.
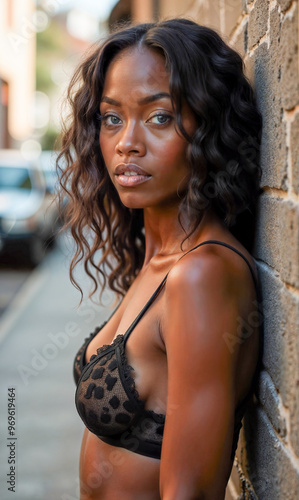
[{"xmin": 115, "ymin": 121, "xmax": 146, "ymax": 156}]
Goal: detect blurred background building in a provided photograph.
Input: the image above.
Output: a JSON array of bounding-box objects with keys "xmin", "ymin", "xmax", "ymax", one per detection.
[
  {"xmin": 0, "ymin": 0, "xmax": 36, "ymax": 148},
  {"xmin": 0, "ymin": 0, "xmax": 119, "ymax": 152}
]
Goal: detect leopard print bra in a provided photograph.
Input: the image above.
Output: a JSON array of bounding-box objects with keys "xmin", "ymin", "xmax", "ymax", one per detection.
[{"xmin": 74, "ymin": 240, "xmax": 263, "ymax": 460}]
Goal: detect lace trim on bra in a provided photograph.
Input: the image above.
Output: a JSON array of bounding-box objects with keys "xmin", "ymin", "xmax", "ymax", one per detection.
[{"xmin": 86, "ymin": 333, "xmax": 165, "ymax": 423}]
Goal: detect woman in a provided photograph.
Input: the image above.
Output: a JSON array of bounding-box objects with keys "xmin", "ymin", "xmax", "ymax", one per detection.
[{"xmin": 58, "ymin": 18, "xmax": 263, "ymax": 500}]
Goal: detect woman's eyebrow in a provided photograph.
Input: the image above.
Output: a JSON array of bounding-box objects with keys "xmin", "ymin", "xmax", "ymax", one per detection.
[
  {"xmin": 101, "ymin": 92, "xmax": 171, "ymax": 106},
  {"xmin": 138, "ymin": 92, "xmax": 171, "ymax": 105}
]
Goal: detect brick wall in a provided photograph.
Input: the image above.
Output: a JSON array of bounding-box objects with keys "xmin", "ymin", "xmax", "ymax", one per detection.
[
  {"xmin": 130, "ymin": 0, "xmax": 299, "ymax": 497},
  {"xmin": 180, "ymin": 1, "xmax": 299, "ymax": 498}
]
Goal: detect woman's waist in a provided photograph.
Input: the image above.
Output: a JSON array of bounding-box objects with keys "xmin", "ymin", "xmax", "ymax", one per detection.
[{"xmin": 80, "ymin": 429, "xmax": 160, "ymax": 499}]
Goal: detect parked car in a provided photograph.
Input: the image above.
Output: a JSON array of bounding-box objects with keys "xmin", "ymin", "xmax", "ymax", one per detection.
[
  {"xmin": 0, "ymin": 149, "xmax": 60, "ymax": 266},
  {"xmin": 39, "ymin": 150, "xmax": 68, "ymax": 216},
  {"xmin": 39, "ymin": 150, "xmax": 59, "ymax": 195}
]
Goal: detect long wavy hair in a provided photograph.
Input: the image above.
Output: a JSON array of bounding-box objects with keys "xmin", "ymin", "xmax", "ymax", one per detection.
[{"xmin": 57, "ymin": 18, "xmax": 262, "ymax": 300}]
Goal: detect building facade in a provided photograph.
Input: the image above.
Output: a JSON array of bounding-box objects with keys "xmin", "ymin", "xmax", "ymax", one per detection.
[{"xmin": 0, "ymin": 0, "xmax": 36, "ymax": 148}]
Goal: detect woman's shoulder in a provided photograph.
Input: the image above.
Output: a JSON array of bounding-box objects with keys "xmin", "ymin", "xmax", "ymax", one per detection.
[
  {"xmin": 165, "ymin": 235, "xmax": 258, "ymax": 304},
  {"xmin": 161, "ymin": 234, "xmax": 260, "ymax": 377}
]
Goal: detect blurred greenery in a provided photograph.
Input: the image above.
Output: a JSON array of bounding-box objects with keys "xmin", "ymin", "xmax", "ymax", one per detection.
[
  {"xmin": 41, "ymin": 126, "xmax": 62, "ymax": 151},
  {"xmin": 36, "ymin": 18, "xmax": 67, "ymax": 92}
]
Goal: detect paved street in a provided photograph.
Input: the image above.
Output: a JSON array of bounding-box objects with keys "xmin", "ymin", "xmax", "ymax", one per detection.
[
  {"xmin": 0, "ymin": 268, "xmax": 31, "ymax": 316},
  {"xmin": 0, "ymin": 235, "xmax": 115, "ymax": 500}
]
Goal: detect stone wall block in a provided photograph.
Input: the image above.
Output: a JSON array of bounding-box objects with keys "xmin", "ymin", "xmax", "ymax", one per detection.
[
  {"xmin": 243, "ymin": 49, "xmax": 255, "ymax": 83},
  {"xmin": 290, "ymin": 377, "xmax": 299, "ymax": 457},
  {"xmin": 227, "ymin": 430, "xmax": 258, "ymax": 498},
  {"xmin": 252, "ymin": 261, "xmax": 297, "ymax": 399},
  {"xmin": 291, "ymin": 112, "xmax": 299, "ymax": 195},
  {"xmin": 266, "ymin": 4, "xmax": 299, "ymax": 111},
  {"xmin": 248, "ymin": 0, "xmax": 269, "ymax": 48},
  {"xmin": 159, "ymin": 0, "xmax": 195, "ymax": 19},
  {"xmin": 256, "ymin": 261, "xmax": 299, "ymax": 456},
  {"xmin": 257, "ymin": 269, "xmax": 284, "ymax": 390},
  {"xmin": 241, "ymin": 0, "xmax": 248, "ymax": 14},
  {"xmin": 280, "ymin": 3, "xmax": 299, "ymax": 110},
  {"xmin": 224, "ymin": 0, "xmax": 243, "ymax": 37},
  {"xmin": 243, "ymin": 404, "xmax": 299, "ymax": 499},
  {"xmin": 224, "ymin": 489, "xmax": 235, "ymax": 500},
  {"xmin": 231, "ymin": 18, "xmax": 248, "ymax": 57},
  {"xmin": 277, "ymin": 0, "xmax": 294, "ymax": 12},
  {"xmin": 208, "ymin": 0, "xmax": 222, "ymax": 31},
  {"xmin": 253, "ymin": 5, "xmax": 298, "ymax": 189},
  {"xmin": 289, "ymin": 299, "xmax": 299, "ymax": 457},
  {"xmin": 254, "ymin": 195, "xmax": 299, "ymax": 287},
  {"xmin": 228, "ymin": 458, "xmax": 243, "ymax": 496},
  {"xmin": 257, "ymin": 370, "xmax": 287, "ymax": 438},
  {"xmin": 253, "ymin": 41, "xmax": 288, "ymax": 189},
  {"xmin": 185, "ymin": 0, "xmax": 221, "ymax": 31}
]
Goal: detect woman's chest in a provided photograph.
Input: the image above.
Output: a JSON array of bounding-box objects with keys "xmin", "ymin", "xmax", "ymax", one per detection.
[{"xmin": 84, "ymin": 284, "xmax": 168, "ymax": 412}]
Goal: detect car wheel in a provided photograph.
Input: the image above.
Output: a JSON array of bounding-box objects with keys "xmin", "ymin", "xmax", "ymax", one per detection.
[{"xmin": 28, "ymin": 236, "xmax": 45, "ymax": 267}]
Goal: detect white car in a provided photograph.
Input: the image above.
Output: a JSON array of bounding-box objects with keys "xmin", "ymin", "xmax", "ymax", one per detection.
[
  {"xmin": 39, "ymin": 150, "xmax": 60, "ymax": 195},
  {"xmin": 0, "ymin": 149, "xmax": 60, "ymax": 266}
]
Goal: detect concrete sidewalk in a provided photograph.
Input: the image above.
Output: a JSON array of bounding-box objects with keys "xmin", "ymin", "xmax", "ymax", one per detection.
[{"xmin": 0, "ymin": 235, "xmax": 115, "ymax": 500}]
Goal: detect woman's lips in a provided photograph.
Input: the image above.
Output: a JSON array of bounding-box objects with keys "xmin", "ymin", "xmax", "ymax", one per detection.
[
  {"xmin": 116, "ymin": 173, "xmax": 151, "ymax": 187},
  {"xmin": 114, "ymin": 163, "xmax": 152, "ymax": 187}
]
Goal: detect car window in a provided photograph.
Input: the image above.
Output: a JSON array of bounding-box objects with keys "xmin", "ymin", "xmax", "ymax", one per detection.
[{"xmin": 0, "ymin": 166, "xmax": 32, "ymax": 190}]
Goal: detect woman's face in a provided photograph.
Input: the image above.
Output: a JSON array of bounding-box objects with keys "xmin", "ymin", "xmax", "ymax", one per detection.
[{"xmin": 99, "ymin": 46, "xmax": 196, "ymax": 210}]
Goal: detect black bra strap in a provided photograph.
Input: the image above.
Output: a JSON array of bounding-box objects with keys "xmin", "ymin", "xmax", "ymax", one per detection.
[
  {"xmin": 123, "ymin": 240, "xmax": 260, "ymax": 343},
  {"xmin": 123, "ymin": 273, "xmax": 169, "ymax": 343},
  {"xmin": 197, "ymin": 240, "xmax": 259, "ymax": 293}
]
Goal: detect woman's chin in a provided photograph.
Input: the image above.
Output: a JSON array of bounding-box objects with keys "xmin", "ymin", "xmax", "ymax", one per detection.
[
  {"xmin": 120, "ymin": 200, "xmax": 145, "ymax": 210},
  {"xmin": 117, "ymin": 193, "xmax": 148, "ymax": 210}
]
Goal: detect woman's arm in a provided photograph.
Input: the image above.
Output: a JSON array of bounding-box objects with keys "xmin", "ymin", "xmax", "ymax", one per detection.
[{"xmin": 160, "ymin": 248, "xmax": 255, "ymax": 500}]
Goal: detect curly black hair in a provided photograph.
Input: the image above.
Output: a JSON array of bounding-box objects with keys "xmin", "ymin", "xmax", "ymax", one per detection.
[{"xmin": 58, "ymin": 18, "xmax": 262, "ymax": 299}]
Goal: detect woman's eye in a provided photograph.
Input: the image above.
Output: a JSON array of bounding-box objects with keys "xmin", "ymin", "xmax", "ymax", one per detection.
[
  {"xmin": 148, "ymin": 113, "xmax": 172, "ymax": 125},
  {"xmin": 101, "ymin": 114, "xmax": 122, "ymax": 127}
]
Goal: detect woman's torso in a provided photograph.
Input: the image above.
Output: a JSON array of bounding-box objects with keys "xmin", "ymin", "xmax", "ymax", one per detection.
[{"xmin": 76, "ymin": 232, "xmax": 261, "ymax": 500}]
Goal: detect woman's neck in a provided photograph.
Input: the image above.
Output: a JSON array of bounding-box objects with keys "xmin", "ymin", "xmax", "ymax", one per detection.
[{"xmin": 142, "ymin": 205, "xmax": 219, "ymax": 266}]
